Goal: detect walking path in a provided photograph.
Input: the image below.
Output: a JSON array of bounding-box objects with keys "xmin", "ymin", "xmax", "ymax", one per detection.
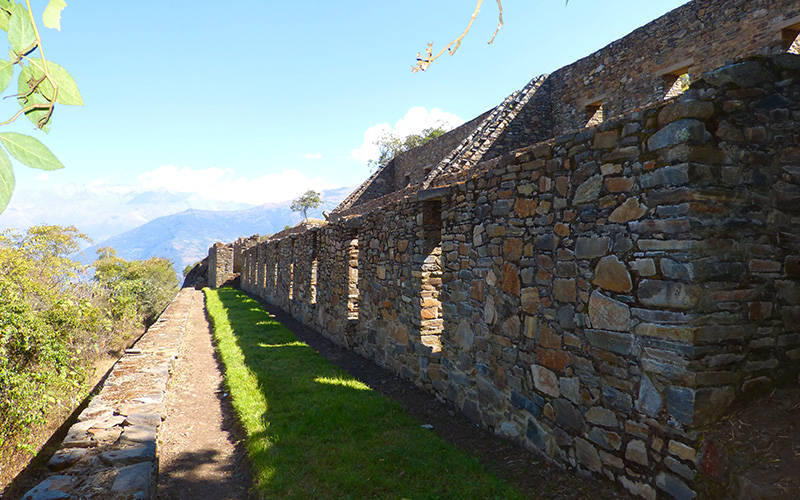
[{"xmin": 156, "ymin": 289, "xmax": 251, "ymax": 499}]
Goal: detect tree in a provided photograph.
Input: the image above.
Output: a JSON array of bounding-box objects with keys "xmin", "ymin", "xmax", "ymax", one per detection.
[
  {"xmin": 291, "ymin": 190, "xmax": 323, "ymax": 222},
  {"xmin": 368, "ymin": 127, "xmax": 447, "ymax": 171},
  {"xmin": 0, "ymin": 1, "xmax": 81, "ymax": 214}
]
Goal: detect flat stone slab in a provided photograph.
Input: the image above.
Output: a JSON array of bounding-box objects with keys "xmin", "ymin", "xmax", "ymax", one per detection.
[
  {"xmin": 111, "ymin": 462, "xmax": 153, "ymax": 497},
  {"xmin": 100, "ymin": 444, "xmax": 156, "ymax": 466},
  {"xmin": 21, "ymin": 475, "xmax": 74, "ymax": 500}
]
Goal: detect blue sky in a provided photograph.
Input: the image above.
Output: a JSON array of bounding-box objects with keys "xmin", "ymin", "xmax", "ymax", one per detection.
[{"xmin": 0, "ymin": 1, "xmax": 687, "ymax": 241}]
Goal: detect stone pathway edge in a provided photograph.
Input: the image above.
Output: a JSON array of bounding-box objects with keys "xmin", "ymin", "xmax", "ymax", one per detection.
[{"xmin": 18, "ymin": 289, "xmax": 195, "ymax": 500}]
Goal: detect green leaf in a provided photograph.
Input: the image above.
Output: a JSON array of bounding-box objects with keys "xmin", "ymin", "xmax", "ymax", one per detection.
[
  {"xmin": 24, "ymin": 58, "xmax": 82, "ymax": 106},
  {"xmin": 0, "ymin": 132, "xmax": 63, "ymax": 170},
  {"xmin": 0, "ymin": 1, "xmax": 13, "ymax": 32},
  {"xmin": 42, "ymin": 0, "xmax": 66, "ymax": 30},
  {"xmin": 0, "ymin": 58, "xmax": 12, "ymax": 92},
  {"xmin": 8, "ymin": 3, "xmax": 35, "ymax": 54},
  {"xmin": 0, "ymin": 147, "xmax": 13, "ymax": 213}
]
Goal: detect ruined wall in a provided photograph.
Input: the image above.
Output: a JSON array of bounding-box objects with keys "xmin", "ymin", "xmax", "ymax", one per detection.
[
  {"xmin": 208, "ymin": 242, "xmax": 235, "ymax": 288},
  {"xmin": 221, "ymin": 53, "xmax": 800, "ymax": 498}
]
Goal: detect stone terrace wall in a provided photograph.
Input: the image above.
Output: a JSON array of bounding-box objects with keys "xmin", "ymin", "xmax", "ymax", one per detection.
[
  {"xmin": 484, "ymin": 0, "xmax": 800, "ymax": 162},
  {"xmin": 219, "ymin": 54, "xmax": 800, "ymax": 498}
]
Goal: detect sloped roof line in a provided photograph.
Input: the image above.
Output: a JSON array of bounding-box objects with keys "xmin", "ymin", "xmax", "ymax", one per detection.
[{"xmin": 422, "ymin": 74, "xmax": 548, "ymax": 189}]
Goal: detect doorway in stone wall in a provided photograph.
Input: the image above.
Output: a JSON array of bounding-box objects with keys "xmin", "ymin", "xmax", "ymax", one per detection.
[{"xmin": 418, "ymin": 199, "xmax": 443, "ymax": 353}]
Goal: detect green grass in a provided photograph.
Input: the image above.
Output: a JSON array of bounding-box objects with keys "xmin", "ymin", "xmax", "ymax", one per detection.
[{"xmin": 204, "ymin": 287, "xmax": 524, "ymax": 499}]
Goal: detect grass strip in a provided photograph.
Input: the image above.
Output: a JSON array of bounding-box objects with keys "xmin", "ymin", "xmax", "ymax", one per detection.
[{"xmin": 204, "ymin": 287, "xmax": 523, "ymax": 499}]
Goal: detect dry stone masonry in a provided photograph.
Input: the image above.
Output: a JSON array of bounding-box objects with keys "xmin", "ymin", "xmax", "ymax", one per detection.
[{"xmin": 207, "ymin": 1, "xmax": 800, "ymax": 498}]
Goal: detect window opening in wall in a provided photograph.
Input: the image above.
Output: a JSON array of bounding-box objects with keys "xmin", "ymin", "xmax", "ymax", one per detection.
[
  {"xmin": 419, "ymin": 200, "xmax": 443, "ymax": 353},
  {"xmin": 404, "ymin": 174, "xmax": 411, "ymax": 187},
  {"xmin": 585, "ymin": 100, "xmax": 604, "ymax": 128},
  {"xmin": 346, "ymin": 237, "xmax": 359, "ymax": 320},
  {"xmin": 782, "ymin": 23, "xmax": 800, "ymax": 54},
  {"xmin": 664, "ymin": 71, "xmax": 692, "ymax": 100},
  {"xmin": 272, "ymin": 260, "xmax": 278, "ymax": 289}
]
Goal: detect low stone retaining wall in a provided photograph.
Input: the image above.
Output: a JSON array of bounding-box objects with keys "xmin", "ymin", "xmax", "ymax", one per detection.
[{"xmin": 20, "ymin": 290, "xmax": 193, "ymax": 500}]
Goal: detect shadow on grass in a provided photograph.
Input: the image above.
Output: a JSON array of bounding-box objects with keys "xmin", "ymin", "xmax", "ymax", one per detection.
[{"xmin": 209, "ymin": 287, "xmax": 523, "ymax": 499}]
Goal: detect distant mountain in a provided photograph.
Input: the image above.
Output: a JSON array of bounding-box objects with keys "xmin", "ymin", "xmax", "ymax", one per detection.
[{"xmin": 77, "ymin": 187, "xmax": 353, "ymax": 276}]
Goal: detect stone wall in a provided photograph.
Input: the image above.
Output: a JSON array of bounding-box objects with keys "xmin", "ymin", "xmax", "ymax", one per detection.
[
  {"xmin": 219, "ymin": 53, "xmax": 800, "ymax": 498},
  {"xmin": 484, "ymin": 0, "xmax": 800, "ymax": 162},
  {"xmin": 208, "ymin": 242, "xmax": 235, "ymax": 288}
]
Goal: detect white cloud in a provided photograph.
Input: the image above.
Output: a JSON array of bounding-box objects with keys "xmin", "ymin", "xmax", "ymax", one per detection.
[
  {"xmin": 36, "ymin": 173, "xmax": 49, "ymax": 181},
  {"xmin": 351, "ymin": 106, "xmax": 463, "ymax": 164},
  {"xmin": 303, "ymin": 153, "xmax": 323, "ymax": 160},
  {"xmin": 137, "ymin": 165, "xmax": 335, "ymax": 206},
  {"xmin": 0, "ymin": 165, "xmax": 338, "ymax": 242}
]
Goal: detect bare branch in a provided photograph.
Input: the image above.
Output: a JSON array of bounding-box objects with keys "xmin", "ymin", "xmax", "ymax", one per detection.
[
  {"xmin": 488, "ymin": 0, "xmax": 504, "ymax": 45},
  {"xmin": 414, "ymin": 0, "xmax": 492, "ymax": 73}
]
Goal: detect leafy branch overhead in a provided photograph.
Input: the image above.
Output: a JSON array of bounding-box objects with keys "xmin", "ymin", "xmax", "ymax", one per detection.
[{"xmin": 0, "ymin": 0, "xmax": 81, "ymax": 213}]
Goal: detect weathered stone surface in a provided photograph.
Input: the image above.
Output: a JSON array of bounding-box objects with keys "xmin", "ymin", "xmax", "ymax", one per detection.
[
  {"xmin": 532, "ymin": 364, "xmax": 560, "ymax": 397},
  {"xmin": 593, "ymin": 130, "xmax": 619, "ymax": 149},
  {"xmin": 658, "ymin": 100, "xmax": 715, "ymax": 126},
  {"xmin": 619, "ymin": 476, "xmax": 656, "ymax": 500},
  {"xmin": 586, "ymin": 406, "xmax": 618, "ymax": 428},
  {"xmin": 638, "ymin": 280, "xmax": 700, "ymax": 310},
  {"xmin": 588, "ymin": 291, "xmax": 630, "ymax": 332},
  {"xmin": 111, "ymin": 462, "xmax": 153, "ymax": 495},
  {"xmin": 587, "ymin": 426, "xmax": 622, "ymax": 451},
  {"xmin": 455, "ymin": 319, "xmax": 474, "ymax": 350},
  {"xmin": 655, "ymin": 471, "xmax": 696, "ymax": 500},
  {"xmin": 629, "ymin": 258, "xmax": 656, "ymax": 276},
  {"xmin": 703, "ymin": 60, "xmax": 768, "ymax": 88},
  {"xmin": 575, "ymin": 437, "xmax": 602, "ymax": 472},
  {"xmin": 668, "ymin": 440, "xmax": 697, "ymax": 462},
  {"xmin": 521, "ymin": 287, "xmax": 539, "ymax": 314},
  {"xmin": 585, "ymin": 329, "xmax": 634, "ymax": 355},
  {"xmin": 626, "ymin": 439, "xmax": 649, "ymax": 466},
  {"xmin": 635, "ymin": 374, "xmax": 662, "ymax": 417},
  {"xmin": 665, "ymin": 386, "xmax": 695, "ymax": 425},
  {"xmin": 648, "ymin": 119, "xmax": 709, "ymax": 151},
  {"xmin": 609, "ymin": 197, "xmax": 647, "ymax": 223},
  {"xmin": 640, "ymin": 164, "xmax": 690, "ymax": 188},
  {"xmin": 575, "ymin": 237, "xmax": 610, "ymax": 259},
  {"xmin": 592, "ymin": 255, "xmax": 632, "ymax": 293},
  {"xmin": 573, "ymin": 175, "xmax": 603, "ymax": 204},
  {"xmin": 100, "ymin": 444, "xmax": 157, "ymax": 466},
  {"xmin": 21, "ymin": 476, "xmax": 74, "ymax": 500},
  {"xmin": 552, "ymin": 398, "xmax": 584, "ymax": 433},
  {"xmin": 46, "ymin": 448, "xmax": 88, "ymax": 472},
  {"xmin": 553, "ymin": 279, "xmax": 576, "ymax": 303}
]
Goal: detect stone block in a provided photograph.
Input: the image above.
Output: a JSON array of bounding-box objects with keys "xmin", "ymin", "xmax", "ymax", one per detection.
[
  {"xmin": 635, "ymin": 374, "xmax": 662, "ymax": 417},
  {"xmin": 593, "ymin": 255, "xmax": 632, "ymax": 293},
  {"xmin": 573, "ymin": 175, "xmax": 603, "ymax": 205},
  {"xmin": 585, "ymin": 329, "xmax": 634, "ymax": 356},
  {"xmin": 553, "ymin": 279, "xmax": 576, "ymax": 303},
  {"xmin": 638, "ymin": 280, "xmax": 700, "ymax": 310},
  {"xmin": 625, "ymin": 439, "xmax": 649, "ymax": 466},
  {"xmin": 575, "ymin": 237, "xmax": 610, "ymax": 259},
  {"xmin": 532, "ymin": 364, "xmax": 560, "ymax": 398},
  {"xmin": 586, "ymin": 406, "xmax": 618, "ymax": 428},
  {"xmin": 587, "ymin": 426, "xmax": 622, "ymax": 451},
  {"xmin": 588, "ymin": 291, "xmax": 630, "ymax": 332},
  {"xmin": 703, "ymin": 60, "xmax": 769, "ymax": 88},
  {"xmin": 648, "ymin": 120, "xmax": 709, "ymax": 151},
  {"xmin": 655, "ymin": 471, "xmax": 696, "ymax": 500},
  {"xmin": 640, "ymin": 163, "xmax": 689, "ymax": 188},
  {"xmin": 575, "ymin": 437, "xmax": 602, "ymax": 473}
]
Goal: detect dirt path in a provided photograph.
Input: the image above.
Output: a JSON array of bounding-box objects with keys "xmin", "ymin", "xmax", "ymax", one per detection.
[{"xmin": 156, "ymin": 289, "xmax": 252, "ymax": 500}]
